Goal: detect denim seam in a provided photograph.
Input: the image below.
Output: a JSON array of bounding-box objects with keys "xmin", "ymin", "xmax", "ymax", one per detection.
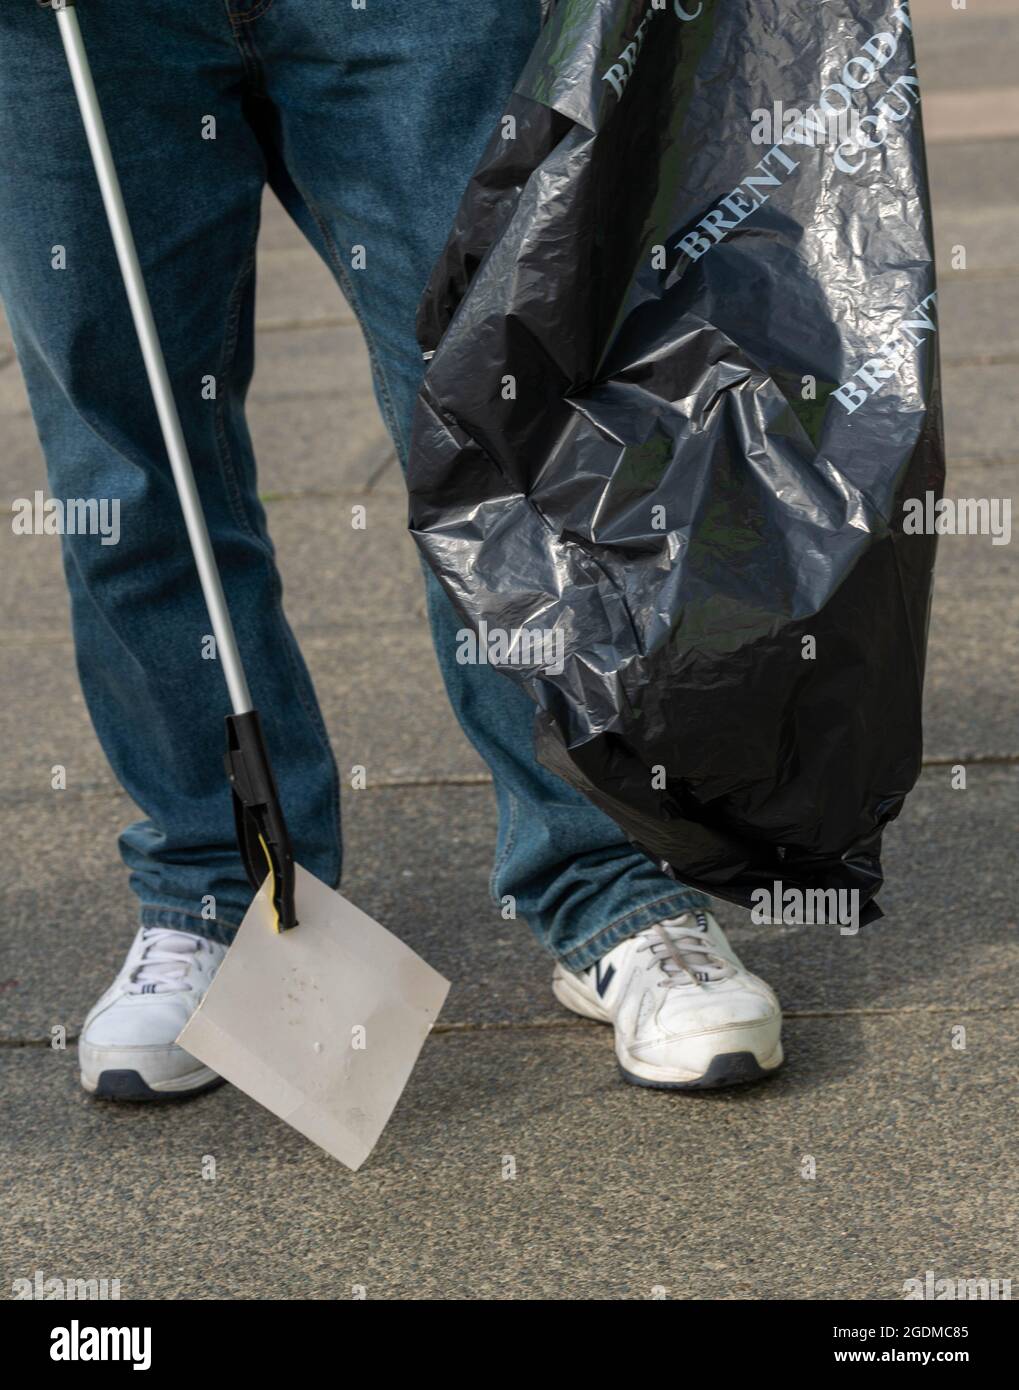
[
  {"xmin": 225, "ymin": 0, "xmax": 277, "ymax": 28},
  {"xmin": 556, "ymin": 889, "xmax": 711, "ymax": 971},
  {"xmin": 489, "ymin": 791, "xmax": 519, "ymax": 906},
  {"xmin": 221, "ymin": 3, "xmax": 269, "ymax": 94},
  {"xmin": 211, "ymin": 246, "xmax": 268, "ymax": 543}
]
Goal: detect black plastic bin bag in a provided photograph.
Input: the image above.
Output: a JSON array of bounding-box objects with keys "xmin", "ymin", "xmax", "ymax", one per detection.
[{"xmin": 408, "ymin": 0, "xmax": 944, "ymax": 924}]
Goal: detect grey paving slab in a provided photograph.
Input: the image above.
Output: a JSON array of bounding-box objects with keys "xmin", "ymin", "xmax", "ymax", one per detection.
[
  {"xmin": 269, "ymin": 492, "xmax": 422, "ymax": 631},
  {"xmin": 0, "ymin": 625, "xmax": 486, "ymax": 799},
  {"xmin": 247, "ymin": 392, "xmax": 393, "ymax": 499},
  {"xmin": 924, "ymin": 85, "xmax": 1019, "ymax": 145},
  {"xmin": 0, "ymin": 212, "xmax": 377, "ymax": 435},
  {"xmin": 248, "ymin": 322, "xmax": 373, "ymax": 404},
  {"xmin": 0, "ymin": 645, "xmax": 107, "ymax": 793},
  {"xmin": 0, "ymin": 1010, "xmax": 1015, "ymax": 1300},
  {"xmin": 938, "ymin": 275, "xmax": 1019, "ymax": 359},
  {"xmin": 0, "ymin": 497, "xmax": 461, "ymax": 800},
  {"xmin": 0, "ymin": 411, "xmax": 48, "ymax": 500},
  {"xmin": 942, "ymin": 362, "xmax": 1019, "ymax": 462},
  {"xmin": 255, "ymin": 246, "xmax": 353, "ymax": 330},
  {"xmin": 924, "ymin": 461, "xmax": 1019, "ymax": 760},
  {"xmin": 6, "ymin": 193, "xmax": 306, "ymax": 335},
  {"xmin": 0, "ymin": 514, "xmax": 70, "ymax": 640},
  {"xmin": 0, "ymin": 353, "xmax": 30, "ymax": 418},
  {"xmin": 935, "ymin": 206, "xmax": 1019, "ymax": 277},
  {"xmin": 913, "ymin": 0, "xmax": 1019, "ymax": 15},
  {"xmin": 723, "ymin": 762, "xmax": 1019, "ymax": 1016},
  {"xmin": 0, "ymin": 470, "xmax": 469, "ymax": 793},
  {"xmin": 0, "ymin": 528, "xmax": 68, "ymax": 642},
  {"xmin": 2, "ymin": 762, "xmax": 1016, "ymax": 1044},
  {"xmin": 913, "ymin": 9, "xmax": 1019, "ymax": 92},
  {"xmin": 299, "ymin": 629, "xmax": 486, "ymax": 784},
  {"xmin": 0, "ymin": 367, "xmax": 391, "ymax": 509},
  {"xmin": 927, "ymin": 138, "xmax": 1019, "ymax": 218},
  {"xmin": 12, "ymin": 304, "xmax": 1015, "ymax": 482},
  {"xmin": 0, "ymin": 784, "xmax": 505, "ymax": 1042},
  {"xmin": 258, "ymin": 189, "xmax": 306, "ymax": 255},
  {"xmin": 0, "ymin": 492, "xmax": 433, "ymax": 695},
  {"xmin": 0, "ymin": 791, "xmax": 142, "ymax": 1041}
]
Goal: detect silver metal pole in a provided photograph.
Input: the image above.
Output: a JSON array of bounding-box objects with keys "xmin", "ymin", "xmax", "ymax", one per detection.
[{"xmin": 56, "ymin": 5, "xmax": 253, "ymax": 716}]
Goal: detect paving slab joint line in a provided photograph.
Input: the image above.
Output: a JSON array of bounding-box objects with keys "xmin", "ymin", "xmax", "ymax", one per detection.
[
  {"xmin": 930, "ymin": 131, "xmax": 1019, "ymax": 149},
  {"xmin": 430, "ymin": 1002, "xmax": 1019, "ymax": 1032},
  {"xmin": 2, "ymin": 1001, "xmax": 1016, "ymax": 1050},
  {"xmin": 942, "ymin": 352, "xmax": 1019, "ymax": 368},
  {"xmin": 256, "ymin": 314, "xmax": 355, "ymax": 333},
  {"xmin": 256, "ymin": 485, "xmax": 393, "ymax": 502},
  {"xmin": 4, "ymin": 753, "xmax": 1019, "ymax": 808},
  {"xmin": 946, "ymin": 455, "xmax": 1019, "ymax": 468},
  {"xmin": 939, "ymin": 266, "xmax": 1019, "ymax": 282},
  {"xmin": 921, "ymin": 752, "xmax": 1019, "ymax": 768},
  {"xmin": 0, "ymin": 773, "xmax": 497, "ymax": 805},
  {"xmin": 257, "ymin": 470, "xmax": 401, "ymax": 503},
  {"xmin": 364, "ymin": 450, "xmax": 399, "ymax": 492}
]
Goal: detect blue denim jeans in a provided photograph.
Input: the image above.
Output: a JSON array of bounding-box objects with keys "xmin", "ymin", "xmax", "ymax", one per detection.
[{"xmin": 0, "ymin": 0, "xmax": 708, "ymax": 968}]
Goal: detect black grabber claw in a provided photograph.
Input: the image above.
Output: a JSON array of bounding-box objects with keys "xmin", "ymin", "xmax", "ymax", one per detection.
[{"xmin": 225, "ymin": 712, "xmax": 298, "ymax": 932}]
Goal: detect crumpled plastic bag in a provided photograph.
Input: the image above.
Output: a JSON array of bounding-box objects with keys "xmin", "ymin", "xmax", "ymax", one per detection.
[{"xmin": 408, "ymin": 0, "xmax": 944, "ymax": 923}]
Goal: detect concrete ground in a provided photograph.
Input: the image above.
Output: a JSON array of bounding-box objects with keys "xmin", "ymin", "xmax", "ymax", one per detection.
[{"xmin": 1, "ymin": 1, "xmax": 1016, "ymax": 1299}]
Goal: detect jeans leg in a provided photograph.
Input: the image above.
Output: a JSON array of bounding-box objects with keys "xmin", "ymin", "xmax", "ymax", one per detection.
[
  {"xmin": 236, "ymin": 0, "xmax": 709, "ymax": 967},
  {"xmin": 0, "ymin": 1, "xmax": 341, "ymax": 940}
]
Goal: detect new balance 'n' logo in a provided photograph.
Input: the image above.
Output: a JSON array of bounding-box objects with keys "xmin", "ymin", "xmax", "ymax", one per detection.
[{"xmin": 594, "ymin": 960, "xmax": 616, "ymax": 998}]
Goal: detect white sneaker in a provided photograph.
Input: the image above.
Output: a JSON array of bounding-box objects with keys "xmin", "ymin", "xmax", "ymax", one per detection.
[
  {"xmin": 79, "ymin": 926, "xmax": 227, "ymax": 1100},
  {"xmin": 553, "ymin": 909, "xmax": 783, "ymax": 1089}
]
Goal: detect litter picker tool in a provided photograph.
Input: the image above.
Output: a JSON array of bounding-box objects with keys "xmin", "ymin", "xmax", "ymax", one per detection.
[
  {"xmin": 52, "ymin": 0, "xmax": 295, "ymax": 933},
  {"xmin": 54, "ymin": 0, "xmax": 449, "ymax": 1169}
]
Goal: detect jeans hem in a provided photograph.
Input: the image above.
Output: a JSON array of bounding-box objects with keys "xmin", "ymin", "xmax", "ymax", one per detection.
[
  {"xmin": 555, "ymin": 887, "xmax": 712, "ymax": 973},
  {"xmin": 139, "ymin": 904, "xmax": 243, "ymax": 948}
]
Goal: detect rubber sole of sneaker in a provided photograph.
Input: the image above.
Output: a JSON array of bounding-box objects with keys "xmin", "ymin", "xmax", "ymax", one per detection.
[
  {"xmin": 618, "ymin": 1046, "xmax": 783, "ymax": 1091},
  {"xmin": 85, "ymin": 1069, "xmax": 224, "ymax": 1103}
]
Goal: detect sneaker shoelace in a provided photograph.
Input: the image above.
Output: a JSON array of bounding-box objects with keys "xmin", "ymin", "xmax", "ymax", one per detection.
[
  {"xmin": 637, "ymin": 911, "xmax": 733, "ymax": 989},
  {"xmin": 125, "ymin": 927, "xmax": 202, "ymax": 995}
]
